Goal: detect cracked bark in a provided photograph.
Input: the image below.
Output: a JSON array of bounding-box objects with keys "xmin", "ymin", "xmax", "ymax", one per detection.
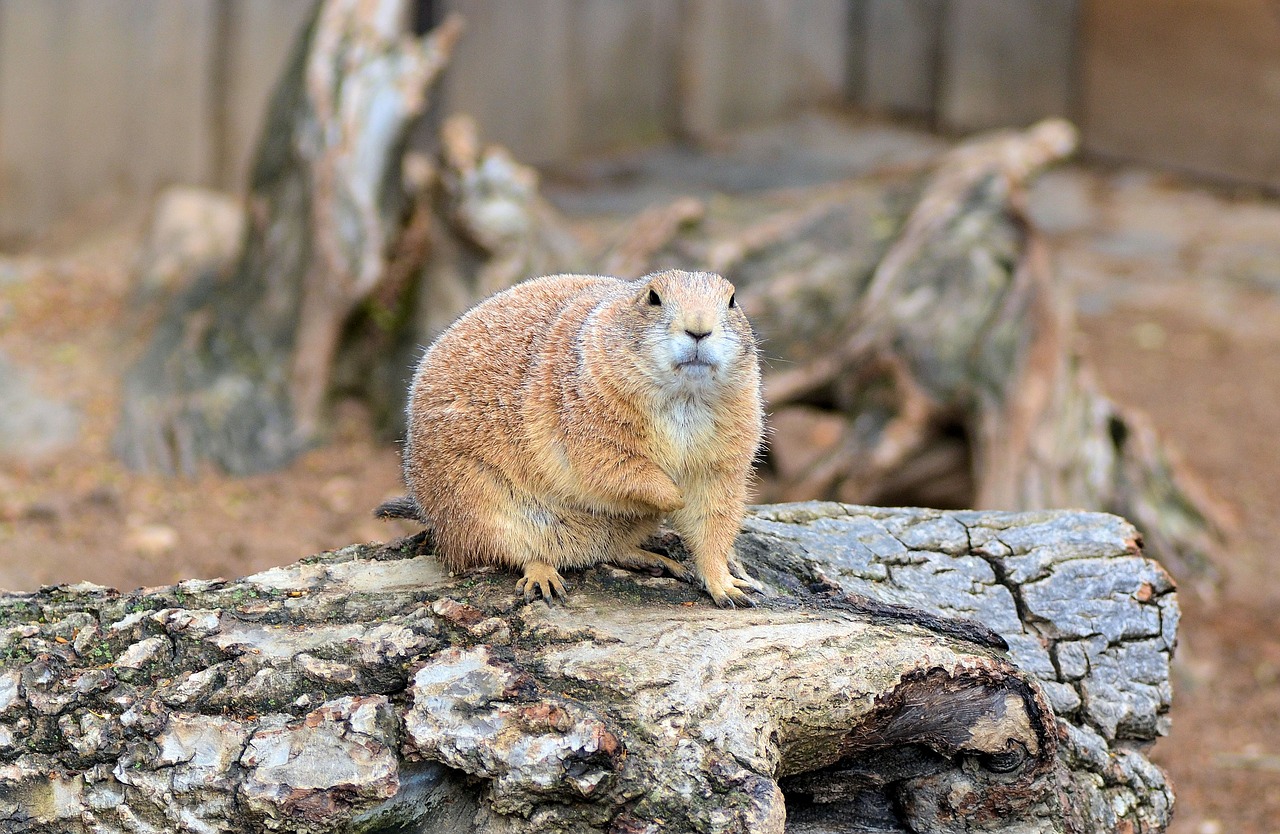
[{"xmin": 0, "ymin": 504, "xmax": 1175, "ymax": 833}]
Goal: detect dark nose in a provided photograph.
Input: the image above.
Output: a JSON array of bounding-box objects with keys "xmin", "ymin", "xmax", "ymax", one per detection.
[{"xmin": 685, "ymin": 329, "xmax": 711, "ymax": 341}]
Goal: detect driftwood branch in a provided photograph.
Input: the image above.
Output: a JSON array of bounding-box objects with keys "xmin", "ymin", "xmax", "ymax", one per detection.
[
  {"xmin": 1, "ymin": 504, "xmax": 1175, "ymax": 833},
  {"xmin": 609, "ymin": 120, "xmax": 1225, "ymax": 584}
]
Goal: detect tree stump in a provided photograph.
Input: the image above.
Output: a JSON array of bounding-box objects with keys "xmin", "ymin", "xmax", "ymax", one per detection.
[
  {"xmin": 114, "ymin": 0, "xmax": 461, "ymax": 476},
  {"xmin": 0, "ymin": 504, "xmax": 1175, "ymax": 833}
]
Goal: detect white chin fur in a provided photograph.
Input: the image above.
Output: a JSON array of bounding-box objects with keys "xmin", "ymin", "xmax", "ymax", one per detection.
[{"xmin": 675, "ymin": 361, "xmax": 715, "ymax": 377}]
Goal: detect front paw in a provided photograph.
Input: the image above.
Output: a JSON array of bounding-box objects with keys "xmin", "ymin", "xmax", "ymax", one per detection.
[
  {"xmin": 515, "ymin": 563, "xmax": 568, "ymax": 603},
  {"xmin": 632, "ymin": 470, "xmax": 685, "ymax": 514},
  {"xmin": 647, "ymin": 484, "xmax": 685, "ymax": 514},
  {"xmin": 703, "ymin": 572, "xmax": 764, "ymax": 609}
]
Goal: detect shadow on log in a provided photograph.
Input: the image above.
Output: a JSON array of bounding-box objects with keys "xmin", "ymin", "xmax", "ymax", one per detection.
[{"xmin": 0, "ymin": 504, "xmax": 1175, "ymax": 833}]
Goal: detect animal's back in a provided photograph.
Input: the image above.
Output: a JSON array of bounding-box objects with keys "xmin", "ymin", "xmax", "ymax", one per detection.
[
  {"xmin": 403, "ymin": 274, "xmax": 620, "ymax": 563},
  {"xmin": 410, "ymin": 274, "xmax": 614, "ymax": 417}
]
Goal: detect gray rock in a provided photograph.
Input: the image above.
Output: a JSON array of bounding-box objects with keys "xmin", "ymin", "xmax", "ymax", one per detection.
[{"xmin": 131, "ymin": 186, "xmax": 244, "ymax": 300}]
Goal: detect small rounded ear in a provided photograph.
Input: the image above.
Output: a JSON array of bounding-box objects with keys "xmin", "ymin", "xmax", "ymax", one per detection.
[{"xmin": 648, "ymin": 288, "xmax": 662, "ymax": 306}]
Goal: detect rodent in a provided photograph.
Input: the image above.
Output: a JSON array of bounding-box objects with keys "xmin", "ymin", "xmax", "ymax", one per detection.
[{"xmin": 376, "ymin": 269, "xmax": 765, "ymax": 607}]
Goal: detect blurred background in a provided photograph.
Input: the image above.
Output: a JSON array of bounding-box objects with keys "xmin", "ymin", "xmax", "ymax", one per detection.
[{"xmin": 1, "ymin": 2, "xmax": 1279, "ymax": 832}]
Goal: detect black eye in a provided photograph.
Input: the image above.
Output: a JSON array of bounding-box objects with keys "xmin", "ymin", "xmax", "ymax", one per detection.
[
  {"xmin": 648, "ymin": 289, "xmax": 661, "ymax": 306},
  {"xmin": 728, "ymin": 293, "xmax": 736, "ymax": 308}
]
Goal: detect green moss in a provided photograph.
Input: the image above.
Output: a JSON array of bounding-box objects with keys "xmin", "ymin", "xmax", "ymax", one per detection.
[
  {"xmin": 0, "ymin": 600, "xmax": 38, "ymax": 627},
  {"xmin": 86, "ymin": 643, "xmax": 115, "ymax": 665},
  {"xmin": 2, "ymin": 644, "xmax": 34, "ymax": 665}
]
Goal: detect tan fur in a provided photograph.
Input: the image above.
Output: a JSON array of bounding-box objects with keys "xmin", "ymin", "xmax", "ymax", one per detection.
[{"xmin": 399, "ymin": 269, "xmax": 764, "ymax": 606}]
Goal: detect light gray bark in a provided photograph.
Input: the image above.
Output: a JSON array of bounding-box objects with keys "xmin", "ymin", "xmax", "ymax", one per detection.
[{"xmin": 0, "ymin": 504, "xmax": 1175, "ymax": 833}]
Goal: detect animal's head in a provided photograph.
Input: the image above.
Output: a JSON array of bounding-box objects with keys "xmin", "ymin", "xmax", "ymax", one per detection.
[{"xmin": 622, "ymin": 270, "xmax": 758, "ymax": 394}]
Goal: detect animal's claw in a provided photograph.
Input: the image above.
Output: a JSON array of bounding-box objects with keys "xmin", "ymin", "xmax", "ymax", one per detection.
[
  {"xmin": 728, "ymin": 558, "xmax": 766, "ymax": 592},
  {"xmin": 516, "ymin": 564, "xmax": 568, "ymax": 604},
  {"xmin": 705, "ymin": 572, "xmax": 763, "ymax": 608}
]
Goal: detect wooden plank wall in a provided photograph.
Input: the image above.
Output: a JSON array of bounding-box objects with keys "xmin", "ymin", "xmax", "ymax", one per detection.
[
  {"xmin": 441, "ymin": 0, "xmax": 849, "ymax": 162},
  {"xmin": 854, "ymin": 0, "xmax": 945, "ymax": 118},
  {"xmin": 0, "ymin": 0, "xmax": 854, "ymax": 240},
  {"xmin": 0, "ymin": 1, "xmax": 221, "ymax": 238},
  {"xmin": 3, "ymin": 0, "xmax": 1276, "ymax": 241},
  {"xmin": 220, "ymin": 0, "xmax": 318, "ymax": 190},
  {"xmin": 0, "ymin": 0, "xmax": 314, "ymax": 241},
  {"xmin": 939, "ymin": 0, "xmax": 1078, "ymax": 131},
  {"xmin": 445, "ymin": 0, "xmax": 1080, "ymax": 161},
  {"xmin": 847, "ymin": 0, "xmax": 1079, "ymax": 130},
  {"xmin": 1081, "ymin": 0, "xmax": 1280, "ymax": 189}
]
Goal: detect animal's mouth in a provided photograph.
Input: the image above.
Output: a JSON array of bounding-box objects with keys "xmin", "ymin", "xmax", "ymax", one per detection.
[{"xmin": 676, "ymin": 358, "xmax": 715, "ymax": 371}]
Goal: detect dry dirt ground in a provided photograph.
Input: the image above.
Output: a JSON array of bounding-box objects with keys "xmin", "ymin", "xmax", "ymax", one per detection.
[{"xmin": 1, "ymin": 123, "xmax": 1277, "ymax": 833}]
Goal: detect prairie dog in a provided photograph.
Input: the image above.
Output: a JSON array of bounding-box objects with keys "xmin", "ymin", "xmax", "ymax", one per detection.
[{"xmin": 379, "ymin": 269, "xmax": 764, "ymax": 607}]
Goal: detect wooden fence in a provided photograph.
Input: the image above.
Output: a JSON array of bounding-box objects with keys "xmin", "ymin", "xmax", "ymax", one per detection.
[{"xmin": 1, "ymin": 0, "xmax": 1277, "ymax": 242}]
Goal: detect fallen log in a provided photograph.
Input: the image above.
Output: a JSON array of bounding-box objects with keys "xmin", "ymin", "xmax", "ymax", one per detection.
[
  {"xmin": 0, "ymin": 504, "xmax": 1175, "ymax": 833},
  {"xmin": 604, "ymin": 120, "xmax": 1225, "ymax": 585}
]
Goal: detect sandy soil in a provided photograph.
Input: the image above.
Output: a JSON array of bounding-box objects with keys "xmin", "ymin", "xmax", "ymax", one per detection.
[{"xmin": 1, "ymin": 141, "xmax": 1277, "ymax": 832}]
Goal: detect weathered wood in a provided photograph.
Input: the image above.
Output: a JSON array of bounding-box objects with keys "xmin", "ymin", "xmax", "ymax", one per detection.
[
  {"xmin": 586, "ymin": 119, "xmax": 1224, "ymax": 584},
  {"xmin": 0, "ymin": 504, "xmax": 1175, "ymax": 833},
  {"xmin": 336, "ymin": 114, "xmax": 588, "ymax": 436},
  {"xmin": 116, "ymin": 98, "xmax": 1224, "ymax": 587},
  {"xmin": 1080, "ymin": 0, "xmax": 1280, "ymax": 188},
  {"xmin": 114, "ymin": 2, "xmax": 462, "ymax": 475},
  {"xmin": 416, "ymin": 115, "xmax": 586, "ymax": 339},
  {"xmin": 937, "ymin": 0, "xmax": 1079, "ymax": 131},
  {"xmin": 103, "ymin": 2, "xmax": 1222, "ymax": 590}
]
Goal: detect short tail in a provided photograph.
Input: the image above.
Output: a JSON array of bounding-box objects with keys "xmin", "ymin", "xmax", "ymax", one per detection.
[{"xmin": 374, "ymin": 495, "xmax": 427, "ymax": 522}]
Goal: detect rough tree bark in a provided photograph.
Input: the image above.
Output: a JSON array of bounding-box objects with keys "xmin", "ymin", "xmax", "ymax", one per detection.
[
  {"xmin": 114, "ymin": 0, "xmax": 461, "ymax": 476},
  {"xmin": 0, "ymin": 504, "xmax": 1175, "ymax": 834}
]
